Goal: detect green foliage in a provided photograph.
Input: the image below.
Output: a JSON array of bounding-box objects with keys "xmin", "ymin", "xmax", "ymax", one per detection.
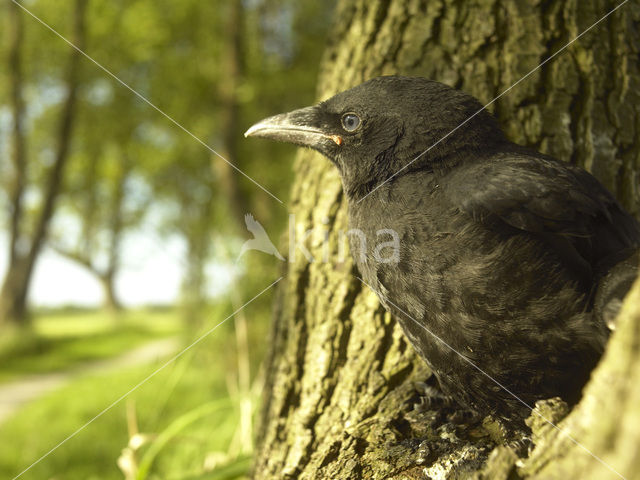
[
  {"xmin": 0, "ymin": 360, "xmax": 229, "ymax": 479},
  {"xmin": 0, "ymin": 0, "xmax": 334, "ymax": 477},
  {"xmin": 1, "ymin": 0, "xmax": 334, "ymax": 316},
  {"xmin": 0, "ymin": 300, "xmax": 271, "ymax": 480}
]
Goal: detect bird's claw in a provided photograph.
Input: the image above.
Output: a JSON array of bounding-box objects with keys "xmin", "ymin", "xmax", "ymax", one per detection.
[{"xmin": 412, "ymin": 381, "xmax": 456, "ymax": 412}]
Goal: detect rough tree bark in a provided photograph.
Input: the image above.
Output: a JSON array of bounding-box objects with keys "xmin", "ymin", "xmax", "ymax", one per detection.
[
  {"xmin": 252, "ymin": 1, "xmax": 640, "ymax": 479},
  {"xmin": 0, "ymin": 0, "xmax": 88, "ymax": 325}
]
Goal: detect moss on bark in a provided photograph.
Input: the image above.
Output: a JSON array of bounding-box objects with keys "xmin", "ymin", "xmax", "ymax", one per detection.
[{"xmin": 252, "ymin": 1, "xmax": 640, "ymax": 478}]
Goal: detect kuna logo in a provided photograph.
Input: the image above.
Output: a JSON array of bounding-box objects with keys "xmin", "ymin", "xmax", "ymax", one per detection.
[{"xmin": 237, "ymin": 213, "xmax": 285, "ymax": 261}]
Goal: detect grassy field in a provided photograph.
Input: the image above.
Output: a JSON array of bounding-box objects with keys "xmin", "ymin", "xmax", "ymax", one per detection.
[
  {"xmin": 0, "ymin": 304, "xmax": 270, "ymax": 480},
  {"xmin": 0, "ymin": 309, "xmax": 180, "ymax": 384}
]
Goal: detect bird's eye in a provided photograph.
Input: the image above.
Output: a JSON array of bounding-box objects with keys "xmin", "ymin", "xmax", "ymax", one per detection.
[{"xmin": 341, "ymin": 113, "xmax": 361, "ymax": 132}]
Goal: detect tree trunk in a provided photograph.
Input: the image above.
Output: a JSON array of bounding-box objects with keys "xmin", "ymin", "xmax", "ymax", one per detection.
[
  {"xmin": 181, "ymin": 226, "xmax": 211, "ymax": 326},
  {"xmin": 0, "ymin": 0, "xmax": 88, "ymax": 326},
  {"xmin": 6, "ymin": 0, "xmax": 27, "ymax": 269},
  {"xmin": 213, "ymin": 0, "xmax": 251, "ymax": 230},
  {"xmin": 101, "ymin": 154, "xmax": 129, "ymax": 314},
  {"xmin": 49, "ymin": 244, "xmax": 125, "ymax": 313},
  {"xmin": 1, "ymin": 0, "xmax": 29, "ymax": 327},
  {"xmin": 252, "ymin": 1, "xmax": 640, "ymax": 478},
  {"xmin": 100, "ymin": 270, "xmax": 122, "ymax": 314}
]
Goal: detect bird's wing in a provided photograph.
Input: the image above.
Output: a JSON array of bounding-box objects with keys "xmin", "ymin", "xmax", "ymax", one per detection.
[{"xmin": 445, "ymin": 152, "xmax": 640, "ymax": 271}]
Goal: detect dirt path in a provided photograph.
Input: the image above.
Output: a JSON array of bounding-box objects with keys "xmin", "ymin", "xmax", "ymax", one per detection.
[{"xmin": 0, "ymin": 337, "xmax": 180, "ymax": 424}]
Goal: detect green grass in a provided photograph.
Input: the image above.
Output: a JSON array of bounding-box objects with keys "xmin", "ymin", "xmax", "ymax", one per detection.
[
  {"xmin": 0, "ymin": 309, "xmax": 181, "ymax": 383},
  {"xmin": 0, "ymin": 301, "xmax": 271, "ymax": 480},
  {"xmin": 0, "ymin": 352, "xmax": 243, "ymax": 479}
]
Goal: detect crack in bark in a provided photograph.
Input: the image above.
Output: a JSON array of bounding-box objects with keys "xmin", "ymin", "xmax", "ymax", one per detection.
[{"xmin": 253, "ymin": 1, "xmax": 640, "ymax": 478}]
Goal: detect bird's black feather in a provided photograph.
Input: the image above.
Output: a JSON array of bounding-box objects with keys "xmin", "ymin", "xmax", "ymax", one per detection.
[{"xmin": 246, "ymin": 75, "xmax": 640, "ymax": 428}]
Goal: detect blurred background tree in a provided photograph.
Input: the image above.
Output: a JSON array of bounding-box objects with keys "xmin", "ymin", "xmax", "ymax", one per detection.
[
  {"xmin": 0, "ymin": 0, "xmax": 87, "ymax": 326},
  {"xmin": 0, "ymin": 0, "xmax": 333, "ymax": 326},
  {"xmin": 0, "ymin": 0, "xmax": 334, "ymax": 479}
]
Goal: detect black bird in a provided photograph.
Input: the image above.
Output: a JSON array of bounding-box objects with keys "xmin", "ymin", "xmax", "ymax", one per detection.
[{"xmin": 245, "ymin": 76, "xmax": 640, "ymax": 427}]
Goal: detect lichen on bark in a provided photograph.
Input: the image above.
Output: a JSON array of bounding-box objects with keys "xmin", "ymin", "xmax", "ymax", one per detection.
[{"xmin": 252, "ymin": 1, "xmax": 640, "ymax": 478}]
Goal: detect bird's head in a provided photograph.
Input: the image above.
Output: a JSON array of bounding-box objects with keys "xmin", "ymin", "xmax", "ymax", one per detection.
[{"xmin": 245, "ymin": 76, "xmax": 505, "ymax": 199}]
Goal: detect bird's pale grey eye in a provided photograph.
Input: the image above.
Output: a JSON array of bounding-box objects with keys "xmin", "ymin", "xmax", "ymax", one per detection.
[{"xmin": 341, "ymin": 113, "xmax": 361, "ymax": 132}]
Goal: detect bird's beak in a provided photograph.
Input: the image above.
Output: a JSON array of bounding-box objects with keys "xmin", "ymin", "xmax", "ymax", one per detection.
[{"xmin": 245, "ymin": 106, "xmax": 343, "ymax": 147}]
